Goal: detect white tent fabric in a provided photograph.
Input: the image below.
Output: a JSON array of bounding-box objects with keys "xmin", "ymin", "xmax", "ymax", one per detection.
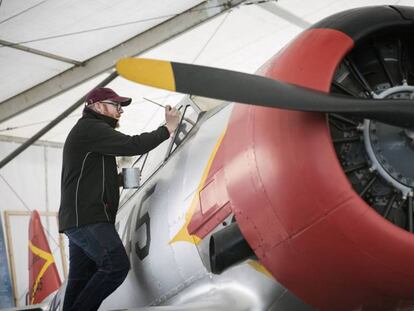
[
  {"xmin": 0, "ymin": 0, "xmax": 204, "ymax": 101},
  {"xmin": 0, "ymin": 0, "xmax": 411, "ymax": 144}
]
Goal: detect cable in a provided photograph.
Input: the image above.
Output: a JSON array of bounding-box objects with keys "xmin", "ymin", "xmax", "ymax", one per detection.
[
  {"xmin": 0, "ymin": 174, "xmax": 32, "ymax": 213},
  {"xmin": 192, "ymin": 10, "xmax": 232, "ymax": 63},
  {"xmin": 206, "ymin": 17, "xmax": 297, "ymax": 68},
  {"xmin": 0, "ymin": 0, "xmax": 49, "ymax": 25},
  {"xmin": 243, "ymin": 0, "xmax": 278, "ymax": 5},
  {"xmin": 0, "ymin": 174, "xmax": 62, "ymax": 249},
  {"xmin": 0, "ymin": 2, "xmax": 236, "ymax": 49}
]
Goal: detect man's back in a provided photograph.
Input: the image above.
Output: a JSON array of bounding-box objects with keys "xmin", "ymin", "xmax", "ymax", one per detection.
[{"xmin": 59, "ymin": 111, "xmax": 120, "ymax": 232}]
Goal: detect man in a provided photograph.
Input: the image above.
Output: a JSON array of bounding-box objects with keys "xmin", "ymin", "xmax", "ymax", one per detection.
[{"xmin": 58, "ymin": 87, "xmax": 180, "ymax": 311}]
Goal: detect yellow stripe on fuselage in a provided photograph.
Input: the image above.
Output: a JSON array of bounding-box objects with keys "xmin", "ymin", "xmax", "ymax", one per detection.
[
  {"xmin": 169, "ymin": 127, "xmax": 228, "ymax": 245},
  {"xmin": 247, "ymin": 260, "xmax": 274, "ymax": 279},
  {"xmin": 116, "ymin": 58, "xmax": 176, "ymax": 91}
]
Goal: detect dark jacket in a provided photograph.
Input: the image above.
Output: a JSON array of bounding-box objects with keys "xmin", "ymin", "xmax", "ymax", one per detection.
[{"xmin": 58, "ymin": 108, "xmax": 170, "ymax": 232}]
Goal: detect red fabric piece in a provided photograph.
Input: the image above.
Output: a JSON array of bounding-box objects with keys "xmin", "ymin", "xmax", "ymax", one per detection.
[{"xmin": 28, "ymin": 210, "xmax": 61, "ymax": 304}]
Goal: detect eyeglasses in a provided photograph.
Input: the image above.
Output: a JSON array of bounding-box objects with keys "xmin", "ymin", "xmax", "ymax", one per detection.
[{"xmin": 101, "ymin": 100, "xmax": 122, "ymax": 112}]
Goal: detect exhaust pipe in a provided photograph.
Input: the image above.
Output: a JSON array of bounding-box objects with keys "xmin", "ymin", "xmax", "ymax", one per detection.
[{"xmin": 209, "ymin": 221, "xmax": 255, "ymax": 274}]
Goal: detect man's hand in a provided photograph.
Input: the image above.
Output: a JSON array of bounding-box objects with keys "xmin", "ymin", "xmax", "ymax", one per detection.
[{"xmin": 165, "ymin": 105, "xmax": 180, "ymax": 135}]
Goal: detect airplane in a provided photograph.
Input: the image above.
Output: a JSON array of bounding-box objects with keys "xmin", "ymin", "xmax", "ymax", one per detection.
[{"xmin": 7, "ymin": 4, "xmax": 414, "ymax": 311}]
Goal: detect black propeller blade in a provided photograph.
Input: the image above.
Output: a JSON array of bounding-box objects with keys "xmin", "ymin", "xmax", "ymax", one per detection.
[{"xmin": 117, "ymin": 58, "xmax": 414, "ymax": 129}]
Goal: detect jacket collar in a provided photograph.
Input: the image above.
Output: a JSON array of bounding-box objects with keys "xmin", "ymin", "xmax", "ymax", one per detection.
[{"xmin": 82, "ymin": 107, "xmax": 118, "ymax": 128}]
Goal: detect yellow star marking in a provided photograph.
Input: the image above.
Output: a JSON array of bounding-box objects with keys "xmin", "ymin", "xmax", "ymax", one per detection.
[
  {"xmin": 29, "ymin": 240, "xmax": 55, "ymax": 304},
  {"xmin": 169, "ymin": 127, "xmax": 228, "ymax": 245}
]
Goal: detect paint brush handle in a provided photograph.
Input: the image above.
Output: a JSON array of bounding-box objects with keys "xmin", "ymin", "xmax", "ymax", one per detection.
[{"xmin": 143, "ymin": 97, "xmax": 166, "ymax": 108}]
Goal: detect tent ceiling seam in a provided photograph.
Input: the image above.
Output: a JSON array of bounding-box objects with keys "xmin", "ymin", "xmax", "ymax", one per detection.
[
  {"xmin": 0, "ymin": 0, "xmax": 246, "ymax": 123},
  {"xmin": 0, "ymin": 39, "xmax": 83, "ymax": 65}
]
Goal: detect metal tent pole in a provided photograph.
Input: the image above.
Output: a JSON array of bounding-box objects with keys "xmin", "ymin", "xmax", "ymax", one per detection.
[{"xmin": 0, "ymin": 72, "xmax": 117, "ymax": 170}]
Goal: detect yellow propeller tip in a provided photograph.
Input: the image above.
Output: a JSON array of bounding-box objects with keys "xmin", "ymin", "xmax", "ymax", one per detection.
[{"xmin": 116, "ymin": 58, "xmax": 176, "ymax": 91}]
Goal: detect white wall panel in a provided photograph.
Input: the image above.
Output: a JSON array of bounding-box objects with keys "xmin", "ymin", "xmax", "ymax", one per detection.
[
  {"xmin": 0, "ymin": 142, "xmax": 46, "ymax": 212},
  {"xmin": 0, "ymin": 140, "xmax": 65, "ymax": 307},
  {"xmin": 45, "ymin": 147, "xmax": 63, "ymax": 213}
]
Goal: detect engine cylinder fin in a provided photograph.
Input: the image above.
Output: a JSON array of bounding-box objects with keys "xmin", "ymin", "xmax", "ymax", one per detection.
[
  {"xmin": 344, "ymin": 162, "xmax": 368, "ymax": 174},
  {"xmin": 332, "ymin": 81, "xmax": 360, "ymax": 97},
  {"xmin": 333, "ymin": 136, "xmax": 360, "ymax": 144},
  {"xmin": 359, "ymin": 174, "xmax": 378, "ymax": 197},
  {"xmin": 329, "ymin": 30, "xmax": 414, "ymax": 233},
  {"xmin": 329, "ymin": 113, "xmax": 359, "ymax": 126},
  {"xmin": 397, "ymin": 38, "xmax": 407, "ymax": 83},
  {"xmin": 344, "ymin": 57, "xmax": 374, "ymax": 97},
  {"xmin": 372, "ymin": 41, "xmax": 396, "ymax": 87},
  {"xmin": 328, "ymin": 119, "xmax": 356, "ymax": 132},
  {"xmin": 383, "ymin": 192, "xmax": 397, "ymax": 218}
]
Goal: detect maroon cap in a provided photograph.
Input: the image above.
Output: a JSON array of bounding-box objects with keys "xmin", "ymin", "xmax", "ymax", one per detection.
[{"xmin": 85, "ymin": 87, "xmax": 132, "ymax": 106}]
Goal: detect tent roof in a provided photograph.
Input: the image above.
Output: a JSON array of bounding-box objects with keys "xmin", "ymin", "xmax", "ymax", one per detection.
[{"xmin": 0, "ymin": 0, "xmax": 409, "ymax": 145}]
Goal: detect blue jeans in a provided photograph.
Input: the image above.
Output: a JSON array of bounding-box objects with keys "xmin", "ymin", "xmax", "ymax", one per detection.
[{"xmin": 63, "ymin": 223, "xmax": 130, "ymax": 311}]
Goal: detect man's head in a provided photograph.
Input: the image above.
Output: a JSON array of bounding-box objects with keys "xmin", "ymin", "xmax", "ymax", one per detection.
[{"xmin": 84, "ymin": 87, "xmax": 131, "ymax": 122}]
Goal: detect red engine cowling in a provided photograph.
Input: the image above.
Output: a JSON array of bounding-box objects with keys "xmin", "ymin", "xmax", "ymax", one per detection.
[
  {"xmin": 188, "ymin": 6, "xmax": 414, "ymax": 310},
  {"xmin": 223, "ymin": 7, "xmax": 414, "ymax": 311}
]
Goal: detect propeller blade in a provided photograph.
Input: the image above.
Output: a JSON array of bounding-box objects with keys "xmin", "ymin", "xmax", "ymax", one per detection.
[{"xmin": 116, "ymin": 58, "xmax": 414, "ymax": 129}]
